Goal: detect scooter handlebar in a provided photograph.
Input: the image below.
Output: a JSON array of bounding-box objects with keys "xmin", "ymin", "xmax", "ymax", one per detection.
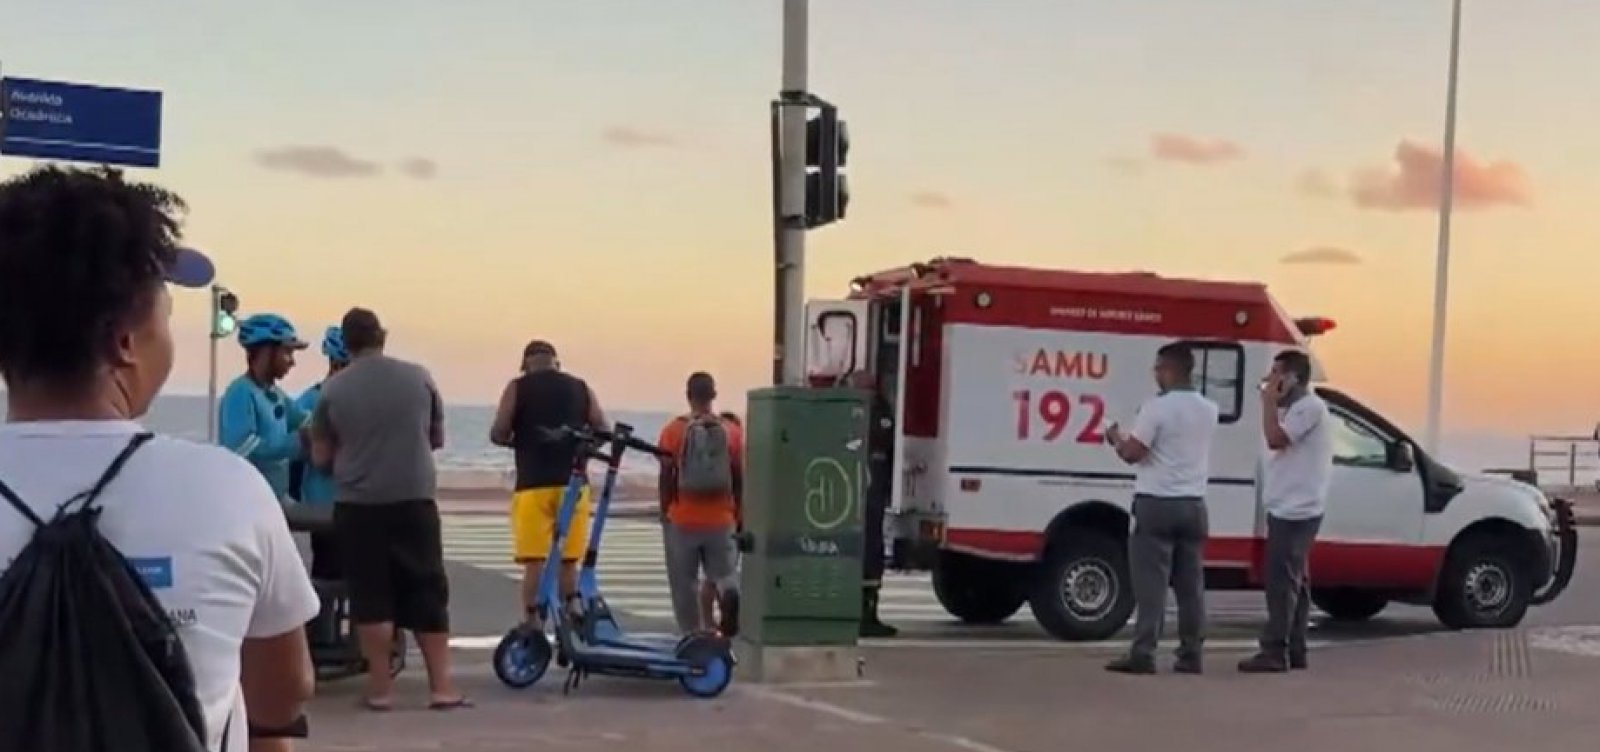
[{"xmin": 546, "ymin": 423, "xmax": 669, "ymax": 458}]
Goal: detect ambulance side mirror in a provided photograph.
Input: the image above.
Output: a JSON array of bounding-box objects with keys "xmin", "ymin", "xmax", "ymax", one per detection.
[{"xmin": 1386, "ymin": 442, "xmax": 1415, "ymax": 474}]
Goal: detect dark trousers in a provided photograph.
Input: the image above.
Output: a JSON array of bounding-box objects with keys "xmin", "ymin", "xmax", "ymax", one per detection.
[
  {"xmin": 1259, "ymin": 514, "xmax": 1323, "ymax": 658},
  {"xmin": 863, "ymin": 492, "xmax": 887, "ymax": 585},
  {"xmin": 1129, "ymin": 495, "xmax": 1208, "ymax": 661}
]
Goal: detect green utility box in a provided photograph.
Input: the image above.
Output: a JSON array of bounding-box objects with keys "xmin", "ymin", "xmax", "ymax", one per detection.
[{"xmin": 739, "ymin": 386, "xmax": 868, "ymax": 647}]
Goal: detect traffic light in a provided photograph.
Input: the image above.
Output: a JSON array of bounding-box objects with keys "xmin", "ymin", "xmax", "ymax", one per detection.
[
  {"xmin": 805, "ymin": 104, "xmax": 848, "ymax": 229},
  {"xmin": 211, "ymin": 285, "xmax": 239, "ymax": 339}
]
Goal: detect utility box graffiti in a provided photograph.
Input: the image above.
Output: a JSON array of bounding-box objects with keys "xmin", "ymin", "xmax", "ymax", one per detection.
[{"xmin": 739, "ymin": 386, "xmax": 869, "ymax": 647}]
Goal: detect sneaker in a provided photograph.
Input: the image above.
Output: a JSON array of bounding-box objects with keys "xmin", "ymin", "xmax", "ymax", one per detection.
[
  {"xmin": 860, "ymin": 619, "xmax": 899, "ymax": 639},
  {"xmin": 1237, "ymin": 653, "xmax": 1289, "ymax": 673},
  {"xmin": 1173, "ymin": 655, "xmax": 1203, "ymax": 675},
  {"xmin": 1104, "ymin": 655, "xmax": 1156, "ymax": 675}
]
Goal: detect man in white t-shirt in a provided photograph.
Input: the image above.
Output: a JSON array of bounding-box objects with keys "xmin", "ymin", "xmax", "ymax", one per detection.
[
  {"xmin": 1240, "ymin": 349, "xmax": 1333, "ymax": 673},
  {"xmin": 0, "ymin": 166, "xmax": 321, "ymax": 751},
  {"xmin": 1104, "ymin": 342, "xmax": 1220, "ymax": 675}
]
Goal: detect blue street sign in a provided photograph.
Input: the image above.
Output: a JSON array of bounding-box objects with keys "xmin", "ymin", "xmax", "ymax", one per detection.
[{"xmin": 0, "ymin": 77, "xmax": 163, "ymax": 168}]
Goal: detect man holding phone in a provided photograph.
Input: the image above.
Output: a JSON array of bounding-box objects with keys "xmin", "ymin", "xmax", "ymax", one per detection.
[
  {"xmin": 1102, "ymin": 343, "xmax": 1219, "ymax": 675},
  {"xmin": 1239, "ymin": 349, "xmax": 1333, "ymax": 673}
]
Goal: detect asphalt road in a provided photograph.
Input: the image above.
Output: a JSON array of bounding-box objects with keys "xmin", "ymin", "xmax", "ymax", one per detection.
[{"xmin": 433, "ymin": 515, "xmax": 1600, "ymax": 652}]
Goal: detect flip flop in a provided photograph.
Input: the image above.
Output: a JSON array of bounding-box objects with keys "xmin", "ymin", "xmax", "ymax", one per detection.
[
  {"xmin": 428, "ymin": 696, "xmax": 474, "ymax": 711},
  {"xmin": 360, "ymin": 697, "xmax": 394, "ymax": 713}
]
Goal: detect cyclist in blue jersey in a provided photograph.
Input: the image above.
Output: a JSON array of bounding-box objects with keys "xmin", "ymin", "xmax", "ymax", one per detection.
[
  {"xmin": 294, "ymin": 326, "xmax": 350, "ymax": 505},
  {"xmin": 219, "ymin": 313, "xmax": 310, "ymax": 499},
  {"xmin": 293, "ymin": 325, "xmax": 350, "ymax": 580}
]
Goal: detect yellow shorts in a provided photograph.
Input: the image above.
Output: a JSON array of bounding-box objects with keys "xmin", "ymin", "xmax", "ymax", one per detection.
[{"xmin": 511, "ymin": 485, "xmax": 592, "ymax": 563}]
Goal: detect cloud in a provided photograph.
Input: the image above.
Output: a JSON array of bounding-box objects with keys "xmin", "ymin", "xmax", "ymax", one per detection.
[
  {"xmin": 909, "ymin": 191, "xmax": 954, "ymax": 210},
  {"xmin": 397, "ymin": 157, "xmax": 438, "ymax": 180},
  {"xmin": 1105, "ymin": 156, "xmax": 1144, "ymax": 175},
  {"xmin": 1295, "ymin": 168, "xmax": 1339, "ymax": 198},
  {"xmin": 1350, "ymin": 139, "xmax": 1531, "ymax": 211},
  {"xmin": 599, "ymin": 126, "xmax": 680, "ymax": 148},
  {"xmin": 1280, "ymin": 246, "xmax": 1363, "ymax": 266},
  {"xmin": 1150, "ymin": 133, "xmax": 1245, "ymax": 164},
  {"xmin": 255, "ymin": 146, "xmax": 381, "ymax": 178}
]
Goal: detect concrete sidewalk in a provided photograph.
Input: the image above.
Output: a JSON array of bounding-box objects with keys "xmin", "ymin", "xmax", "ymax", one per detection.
[{"xmin": 304, "ymin": 630, "xmax": 1600, "ymax": 751}]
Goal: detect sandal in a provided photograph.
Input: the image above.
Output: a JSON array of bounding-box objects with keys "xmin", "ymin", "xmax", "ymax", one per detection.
[
  {"xmin": 428, "ymin": 696, "xmax": 475, "ymax": 711},
  {"xmin": 360, "ymin": 697, "xmax": 394, "ymax": 713}
]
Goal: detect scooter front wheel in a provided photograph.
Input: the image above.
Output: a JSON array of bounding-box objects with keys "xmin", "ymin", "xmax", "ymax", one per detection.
[
  {"xmin": 675, "ymin": 635, "xmax": 735, "ymax": 698},
  {"xmin": 493, "ymin": 626, "xmax": 553, "ymax": 689}
]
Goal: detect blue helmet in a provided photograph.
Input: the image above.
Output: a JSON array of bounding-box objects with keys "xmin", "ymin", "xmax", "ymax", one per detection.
[
  {"xmin": 321, "ymin": 325, "xmax": 350, "ymax": 364},
  {"xmin": 237, "ymin": 313, "xmax": 309, "ymax": 349}
]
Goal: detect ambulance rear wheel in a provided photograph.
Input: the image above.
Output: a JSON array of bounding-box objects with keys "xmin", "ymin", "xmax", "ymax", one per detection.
[
  {"xmin": 1310, "ymin": 588, "xmax": 1388, "ymax": 622},
  {"xmin": 1029, "ymin": 530, "xmax": 1134, "ymax": 641},
  {"xmin": 932, "ymin": 551, "xmax": 1027, "ymax": 624}
]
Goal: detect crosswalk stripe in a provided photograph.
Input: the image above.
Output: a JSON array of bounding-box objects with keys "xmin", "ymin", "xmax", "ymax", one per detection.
[{"xmin": 440, "ymin": 515, "xmax": 1275, "ymax": 623}]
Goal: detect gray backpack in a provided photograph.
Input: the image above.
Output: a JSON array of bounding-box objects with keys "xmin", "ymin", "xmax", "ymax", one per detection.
[{"xmin": 678, "ymin": 416, "xmax": 733, "ymax": 495}]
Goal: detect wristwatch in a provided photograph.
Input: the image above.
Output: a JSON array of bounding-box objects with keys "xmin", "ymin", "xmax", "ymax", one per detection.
[{"xmin": 249, "ymin": 714, "xmax": 309, "ymax": 739}]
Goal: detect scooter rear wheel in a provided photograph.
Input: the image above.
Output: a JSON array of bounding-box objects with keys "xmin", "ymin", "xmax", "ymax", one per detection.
[
  {"xmin": 493, "ymin": 626, "xmax": 553, "ymax": 689},
  {"xmin": 675, "ymin": 635, "xmax": 735, "ymax": 698}
]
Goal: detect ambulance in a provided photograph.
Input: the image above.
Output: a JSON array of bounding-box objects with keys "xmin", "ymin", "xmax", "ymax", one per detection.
[{"xmin": 804, "ymin": 257, "xmax": 1577, "ymax": 640}]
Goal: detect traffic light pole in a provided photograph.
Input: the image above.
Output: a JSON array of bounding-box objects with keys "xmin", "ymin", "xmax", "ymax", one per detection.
[{"xmin": 772, "ymin": 0, "xmax": 809, "ymax": 386}]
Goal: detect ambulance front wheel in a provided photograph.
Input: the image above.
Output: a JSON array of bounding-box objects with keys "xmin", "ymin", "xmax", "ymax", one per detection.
[
  {"xmin": 1432, "ymin": 532, "xmax": 1534, "ymax": 630},
  {"xmin": 1029, "ymin": 530, "xmax": 1135, "ymax": 641}
]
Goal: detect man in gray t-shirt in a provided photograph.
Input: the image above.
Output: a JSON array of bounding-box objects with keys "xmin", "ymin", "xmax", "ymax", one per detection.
[
  {"xmin": 315, "ymin": 349, "xmax": 442, "ymax": 505},
  {"xmin": 308, "ymin": 307, "xmax": 469, "ymax": 711}
]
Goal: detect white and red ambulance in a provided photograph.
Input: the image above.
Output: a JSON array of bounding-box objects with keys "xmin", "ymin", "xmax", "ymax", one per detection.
[{"xmin": 805, "ymin": 257, "xmax": 1577, "ymax": 640}]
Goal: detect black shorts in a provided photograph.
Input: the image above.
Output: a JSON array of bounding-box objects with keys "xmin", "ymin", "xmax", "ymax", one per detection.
[
  {"xmin": 309, "ymin": 531, "xmax": 343, "ymax": 581},
  {"xmin": 334, "ymin": 499, "xmax": 451, "ymax": 633}
]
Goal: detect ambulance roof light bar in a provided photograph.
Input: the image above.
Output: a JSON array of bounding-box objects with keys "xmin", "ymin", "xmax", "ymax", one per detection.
[{"xmin": 1295, "ymin": 317, "xmax": 1337, "ymax": 337}]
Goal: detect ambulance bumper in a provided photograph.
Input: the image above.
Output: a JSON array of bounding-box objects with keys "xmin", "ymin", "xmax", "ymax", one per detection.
[{"xmin": 1531, "ymin": 497, "xmax": 1577, "ymax": 606}]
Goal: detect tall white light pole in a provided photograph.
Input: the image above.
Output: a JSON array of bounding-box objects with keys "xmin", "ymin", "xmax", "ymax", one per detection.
[
  {"xmin": 774, "ymin": 0, "xmax": 809, "ymax": 386},
  {"xmin": 1424, "ymin": 0, "xmax": 1463, "ymax": 456}
]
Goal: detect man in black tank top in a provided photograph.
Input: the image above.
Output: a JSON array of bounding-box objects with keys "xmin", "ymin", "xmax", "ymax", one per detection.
[{"xmin": 490, "ymin": 340, "xmax": 607, "ymax": 625}]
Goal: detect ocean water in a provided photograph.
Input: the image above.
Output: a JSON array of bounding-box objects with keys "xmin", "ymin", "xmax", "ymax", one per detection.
[
  {"xmin": 1, "ymin": 394, "xmax": 1589, "ymax": 489},
  {"xmin": 0, "ymin": 393, "xmax": 677, "ymax": 475}
]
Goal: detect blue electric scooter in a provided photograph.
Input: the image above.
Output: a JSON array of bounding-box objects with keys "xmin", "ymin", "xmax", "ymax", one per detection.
[
  {"xmin": 571, "ymin": 429, "xmax": 693, "ymax": 655},
  {"xmin": 491, "ymin": 422, "xmax": 736, "ymax": 698}
]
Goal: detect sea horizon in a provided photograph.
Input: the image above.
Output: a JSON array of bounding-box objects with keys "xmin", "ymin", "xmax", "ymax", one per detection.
[{"xmin": 3, "ymin": 392, "xmax": 1593, "ymax": 490}]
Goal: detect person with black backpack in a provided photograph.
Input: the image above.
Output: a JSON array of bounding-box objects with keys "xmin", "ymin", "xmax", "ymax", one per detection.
[{"xmin": 0, "ymin": 167, "xmax": 321, "ymax": 752}]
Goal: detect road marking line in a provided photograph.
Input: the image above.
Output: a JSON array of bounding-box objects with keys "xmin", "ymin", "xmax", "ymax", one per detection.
[
  {"xmin": 860, "ymin": 638, "xmax": 1329, "ymax": 650},
  {"xmin": 445, "ymin": 635, "xmax": 1323, "ymax": 652},
  {"xmin": 747, "ymin": 687, "xmax": 1024, "ymax": 752},
  {"xmin": 743, "ymin": 686, "xmax": 886, "ymax": 725}
]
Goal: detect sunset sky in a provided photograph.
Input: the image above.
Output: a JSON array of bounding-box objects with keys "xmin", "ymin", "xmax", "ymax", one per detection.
[{"xmin": 3, "ymin": 0, "xmax": 1598, "ymax": 439}]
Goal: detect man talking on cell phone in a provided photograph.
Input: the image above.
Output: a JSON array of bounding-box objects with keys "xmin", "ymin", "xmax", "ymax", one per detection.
[{"xmin": 1239, "ymin": 349, "xmax": 1333, "ymax": 673}]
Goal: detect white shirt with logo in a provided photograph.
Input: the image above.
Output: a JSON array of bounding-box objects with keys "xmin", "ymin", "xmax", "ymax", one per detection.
[
  {"xmin": 1128, "ymin": 390, "xmax": 1220, "ymax": 498},
  {"xmin": 1262, "ymin": 394, "xmax": 1335, "ymax": 520},
  {"xmin": 0, "ymin": 421, "xmax": 321, "ymax": 752}
]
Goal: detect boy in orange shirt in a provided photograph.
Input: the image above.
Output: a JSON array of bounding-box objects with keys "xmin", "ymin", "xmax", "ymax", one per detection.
[{"xmin": 657, "ymin": 373, "xmax": 743, "ymax": 636}]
